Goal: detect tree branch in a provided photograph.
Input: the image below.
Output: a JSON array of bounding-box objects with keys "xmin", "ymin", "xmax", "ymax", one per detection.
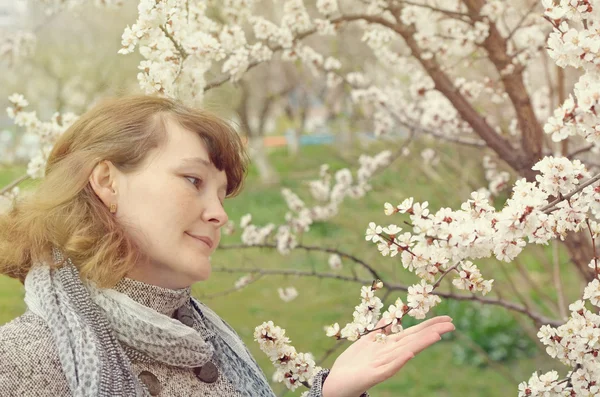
[
  {"xmin": 567, "ymin": 144, "xmax": 595, "ymax": 160},
  {"xmin": 219, "ymin": 242, "xmax": 383, "ymax": 281},
  {"xmin": 461, "ymin": 0, "xmax": 544, "ymax": 180},
  {"xmin": 396, "ymin": 0, "xmax": 472, "ymax": 20},
  {"xmin": 0, "ymin": 174, "xmax": 29, "ymax": 196},
  {"xmin": 505, "ymin": 0, "xmax": 540, "ymax": 43},
  {"xmin": 211, "ymin": 265, "xmax": 561, "ymax": 326},
  {"xmin": 382, "ymin": 9, "xmax": 529, "ymax": 178},
  {"xmin": 541, "ymin": 171, "xmax": 600, "ymax": 213}
]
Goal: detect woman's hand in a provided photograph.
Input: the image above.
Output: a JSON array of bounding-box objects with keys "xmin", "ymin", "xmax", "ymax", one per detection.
[{"xmin": 321, "ymin": 316, "xmax": 455, "ymax": 397}]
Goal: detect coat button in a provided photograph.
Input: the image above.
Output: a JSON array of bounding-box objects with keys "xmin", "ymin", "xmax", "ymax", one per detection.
[
  {"xmin": 176, "ymin": 306, "xmax": 195, "ymax": 327},
  {"xmin": 138, "ymin": 371, "xmax": 162, "ymax": 396},
  {"xmin": 194, "ymin": 362, "xmax": 219, "ymax": 383}
]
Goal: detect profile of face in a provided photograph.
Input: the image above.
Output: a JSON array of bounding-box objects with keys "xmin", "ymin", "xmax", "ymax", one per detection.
[{"xmin": 89, "ymin": 116, "xmax": 229, "ymax": 289}]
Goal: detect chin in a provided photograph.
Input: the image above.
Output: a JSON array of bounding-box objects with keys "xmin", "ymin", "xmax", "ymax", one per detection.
[{"xmin": 187, "ymin": 261, "xmax": 212, "ymax": 282}]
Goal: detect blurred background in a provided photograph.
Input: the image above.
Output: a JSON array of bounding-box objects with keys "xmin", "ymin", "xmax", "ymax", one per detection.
[{"xmin": 0, "ymin": 1, "xmax": 580, "ymax": 396}]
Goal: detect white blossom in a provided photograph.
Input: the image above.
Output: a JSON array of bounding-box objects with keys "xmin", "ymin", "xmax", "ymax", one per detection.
[
  {"xmin": 328, "ymin": 254, "xmax": 342, "ymax": 270},
  {"xmin": 278, "ymin": 286, "xmax": 299, "ymax": 302}
]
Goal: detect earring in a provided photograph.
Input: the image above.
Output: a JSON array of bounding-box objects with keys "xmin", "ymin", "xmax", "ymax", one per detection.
[{"xmin": 109, "ymin": 203, "xmax": 117, "ymax": 213}]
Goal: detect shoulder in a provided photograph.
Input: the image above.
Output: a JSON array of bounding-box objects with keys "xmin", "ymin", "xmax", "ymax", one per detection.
[
  {"xmin": 0, "ymin": 311, "xmax": 70, "ymax": 396},
  {"xmin": 192, "ymin": 299, "xmax": 240, "ymax": 337}
]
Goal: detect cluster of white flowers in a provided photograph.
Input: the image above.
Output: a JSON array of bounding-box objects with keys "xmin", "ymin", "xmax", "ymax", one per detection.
[
  {"xmin": 282, "ymin": 0, "xmax": 313, "ymax": 34},
  {"xmin": 117, "ymin": 0, "xmax": 523, "ymax": 152},
  {"xmin": 323, "ymin": 278, "xmax": 442, "ymax": 343},
  {"xmin": 380, "ymin": 296, "xmax": 406, "ymax": 334},
  {"xmin": 0, "ymin": 30, "xmax": 36, "ymax": 66},
  {"xmin": 454, "ymin": 77, "xmax": 508, "ymax": 105},
  {"xmin": 338, "ymin": 283, "xmax": 385, "ymax": 341},
  {"xmin": 235, "ymin": 151, "xmax": 391, "ymax": 255},
  {"xmin": 6, "ymin": 94, "xmax": 77, "ymax": 180},
  {"xmin": 480, "ymin": 0, "xmax": 506, "ymax": 22},
  {"xmin": 325, "ymin": 280, "xmax": 382, "ymax": 341},
  {"xmin": 406, "ymin": 280, "xmax": 442, "ymax": 320},
  {"xmin": 482, "ymin": 155, "xmax": 510, "ymax": 197},
  {"xmin": 120, "ymin": 0, "xmax": 336, "ymax": 103},
  {"xmin": 369, "ymin": 152, "xmax": 600, "ymax": 315},
  {"xmin": 452, "ymin": 261, "xmax": 494, "ymax": 295},
  {"xmin": 399, "ymin": 2, "xmax": 491, "ymax": 60},
  {"xmin": 370, "ymin": 151, "xmax": 600, "ymax": 393},
  {"xmin": 519, "ymin": 261, "xmax": 600, "ymax": 395},
  {"xmin": 254, "ymin": 321, "xmax": 323, "ymax": 393},
  {"xmin": 420, "ymin": 148, "xmax": 439, "ymax": 166},
  {"xmin": 543, "ymin": 1, "xmax": 600, "ymax": 147},
  {"xmin": 316, "ymin": 0, "xmax": 338, "ymax": 16}
]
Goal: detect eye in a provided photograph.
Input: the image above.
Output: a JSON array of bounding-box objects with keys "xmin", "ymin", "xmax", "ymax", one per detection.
[{"xmin": 185, "ymin": 176, "xmax": 202, "ymax": 189}]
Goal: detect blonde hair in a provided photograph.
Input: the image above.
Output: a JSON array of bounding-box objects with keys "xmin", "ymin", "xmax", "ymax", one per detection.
[{"xmin": 0, "ymin": 95, "xmax": 248, "ymax": 287}]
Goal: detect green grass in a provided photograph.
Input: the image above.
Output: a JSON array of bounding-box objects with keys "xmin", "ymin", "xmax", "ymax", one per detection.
[{"xmin": 0, "ymin": 142, "xmax": 570, "ymax": 396}]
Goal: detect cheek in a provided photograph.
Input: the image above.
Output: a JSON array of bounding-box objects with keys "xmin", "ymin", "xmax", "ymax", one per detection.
[{"xmin": 121, "ymin": 180, "xmax": 186, "ymax": 232}]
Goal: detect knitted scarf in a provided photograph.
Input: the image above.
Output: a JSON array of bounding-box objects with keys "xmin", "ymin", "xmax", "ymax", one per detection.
[{"xmin": 22, "ymin": 249, "xmax": 276, "ymax": 397}]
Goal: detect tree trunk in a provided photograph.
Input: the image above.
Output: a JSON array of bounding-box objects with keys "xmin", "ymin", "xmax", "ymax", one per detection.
[
  {"xmin": 287, "ymin": 128, "xmax": 301, "ymax": 157},
  {"xmin": 337, "ymin": 116, "xmax": 353, "ymax": 153},
  {"xmin": 563, "ymin": 232, "xmax": 596, "ymax": 282},
  {"xmin": 249, "ymin": 136, "xmax": 279, "ymax": 185}
]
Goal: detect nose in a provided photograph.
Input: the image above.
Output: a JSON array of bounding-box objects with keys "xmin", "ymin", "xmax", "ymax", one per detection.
[{"xmin": 202, "ymin": 196, "xmax": 229, "ymax": 228}]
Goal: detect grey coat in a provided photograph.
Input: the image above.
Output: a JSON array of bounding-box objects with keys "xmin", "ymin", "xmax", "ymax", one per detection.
[{"xmin": 0, "ymin": 278, "xmax": 330, "ymax": 396}]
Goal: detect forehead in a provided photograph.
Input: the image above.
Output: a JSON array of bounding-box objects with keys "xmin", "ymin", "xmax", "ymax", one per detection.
[
  {"xmin": 152, "ymin": 117, "xmax": 228, "ymax": 186},
  {"xmin": 159, "ymin": 117, "xmax": 208, "ymax": 158}
]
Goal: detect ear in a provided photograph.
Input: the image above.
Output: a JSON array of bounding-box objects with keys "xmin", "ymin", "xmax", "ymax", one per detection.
[{"xmin": 89, "ymin": 160, "xmax": 119, "ymax": 207}]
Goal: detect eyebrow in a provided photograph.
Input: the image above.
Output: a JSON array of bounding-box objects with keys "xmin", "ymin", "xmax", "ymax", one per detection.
[
  {"xmin": 179, "ymin": 157, "xmax": 228, "ymax": 192},
  {"xmin": 180, "ymin": 157, "xmax": 211, "ymax": 167}
]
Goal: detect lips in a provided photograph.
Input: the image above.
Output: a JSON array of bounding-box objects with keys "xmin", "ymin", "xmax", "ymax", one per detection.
[{"xmin": 186, "ymin": 233, "xmax": 214, "ymax": 249}]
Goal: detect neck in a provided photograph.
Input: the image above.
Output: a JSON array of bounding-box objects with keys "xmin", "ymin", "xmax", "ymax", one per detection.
[{"xmin": 125, "ymin": 264, "xmax": 195, "ymax": 290}]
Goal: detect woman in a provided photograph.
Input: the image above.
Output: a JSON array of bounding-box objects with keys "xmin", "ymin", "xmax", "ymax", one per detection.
[{"xmin": 0, "ymin": 95, "xmax": 454, "ymax": 397}]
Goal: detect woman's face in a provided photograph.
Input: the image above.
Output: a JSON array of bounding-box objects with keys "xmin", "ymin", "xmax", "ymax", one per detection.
[{"xmin": 91, "ymin": 117, "xmax": 229, "ymax": 289}]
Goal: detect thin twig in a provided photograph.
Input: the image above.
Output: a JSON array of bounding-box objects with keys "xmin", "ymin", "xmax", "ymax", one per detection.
[
  {"xmin": 399, "ymin": 0, "xmax": 472, "ymax": 19},
  {"xmin": 505, "ymin": 0, "xmax": 540, "ymax": 42},
  {"xmin": 497, "ymin": 261, "xmax": 535, "ymax": 316},
  {"xmin": 211, "ymin": 265, "xmax": 561, "ymax": 326},
  {"xmin": 219, "ymin": 243, "xmax": 382, "ymax": 281},
  {"xmin": 513, "ymin": 257, "xmax": 560, "ymax": 316},
  {"xmin": 541, "ymin": 172, "xmax": 600, "ymax": 213},
  {"xmin": 159, "ymin": 25, "xmax": 189, "ymax": 59},
  {"xmin": 197, "ymin": 274, "xmax": 264, "ymax": 300},
  {"xmin": 567, "ymin": 144, "xmax": 595, "ymax": 160},
  {"xmin": 433, "ymin": 263, "xmax": 460, "ymax": 289},
  {"xmin": 0, "ymin": 174, "xmax": 29, "ymax": 196}
]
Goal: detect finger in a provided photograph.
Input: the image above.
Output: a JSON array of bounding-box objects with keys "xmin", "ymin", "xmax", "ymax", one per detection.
[
  {"xmin": 375, "ymin": 351, "xmax": 415, "ymax": 383},
  {"xmin": 391, "ymin": 315, "xmax": 453, "ymax": 339},
  {"xmin": 389, "ymin": 321, "xmax": 455, "ymax": 343},
  {"xmin": 374, "ymin": 330, "xmax": 441, "ymax": 366},
  {"xmin": 392, "ymin": 329, "xmax": 442, "ymax": 351},
  {"xmin": 378, "ymin": 332, "xmax": 441, "ymax": 382},
  {"xmin": 375, "ymin": 328, "xmax": 451, "ymax": 367},
  {"xmin": 373, "ymin": 317, "xmax": 393, "ymax": 336},
  {"xmin": 401, "ymin": 331, "xmax": 443, "ymax": 356}
]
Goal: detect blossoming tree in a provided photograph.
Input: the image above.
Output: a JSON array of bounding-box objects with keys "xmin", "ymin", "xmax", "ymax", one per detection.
[{"xmin": 3, "ymin": 0, "xmax": 600, "ymax": 395}]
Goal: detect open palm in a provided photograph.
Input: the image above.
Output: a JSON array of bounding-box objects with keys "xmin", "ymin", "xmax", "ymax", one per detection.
[{"xmin": 322, "ymin": 316, "xmax": 455, "ymax": 397}]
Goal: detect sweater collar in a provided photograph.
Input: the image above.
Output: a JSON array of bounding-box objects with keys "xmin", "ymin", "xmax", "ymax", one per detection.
[{"xmin": 111, "ymin": 277, "xmax": 191, "ymax": 317}]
